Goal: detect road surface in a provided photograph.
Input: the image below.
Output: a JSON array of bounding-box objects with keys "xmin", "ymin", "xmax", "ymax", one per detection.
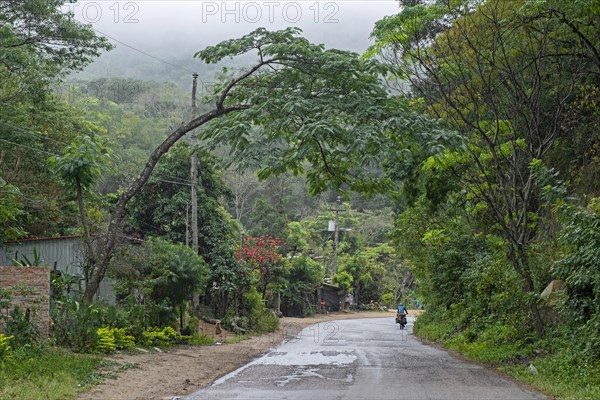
[{"xmin": 185, "ymin": 317, "xmax": 546, "ymax": 400}]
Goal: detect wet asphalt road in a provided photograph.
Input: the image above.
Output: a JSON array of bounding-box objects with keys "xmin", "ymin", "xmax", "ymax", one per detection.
[{"xmin": 185, "ymin": 317, "xmax": 546, "ymax": 400}]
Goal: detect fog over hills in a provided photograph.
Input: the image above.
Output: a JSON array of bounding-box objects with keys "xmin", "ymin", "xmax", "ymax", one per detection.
[{"xmin": 71, "ymin": 1, "xmax": 400, "ymax": 86}]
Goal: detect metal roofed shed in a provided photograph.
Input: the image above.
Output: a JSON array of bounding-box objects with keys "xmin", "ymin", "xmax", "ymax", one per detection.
[{"xmin": 0, "ymin": 236, "xmax": 116, "ymax": 303}]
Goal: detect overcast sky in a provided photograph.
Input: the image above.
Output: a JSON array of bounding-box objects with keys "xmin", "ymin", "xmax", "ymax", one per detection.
[{"xmin": 69, "ymin": 1, "xmax": 400, "ymax": 57}]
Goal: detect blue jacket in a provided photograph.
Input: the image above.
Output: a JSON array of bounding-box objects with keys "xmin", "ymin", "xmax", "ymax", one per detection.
[{"xmin": 397, "ymin": 304, "xmax": 407, "ymax": 314}]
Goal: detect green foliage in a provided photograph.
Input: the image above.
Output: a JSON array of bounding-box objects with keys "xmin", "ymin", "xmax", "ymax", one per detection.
[
  {"xmin": 0, "ymin": 333, "xmax": 13, "ymax": 362},
  {"xmin": 95, "ymin": 327, "xmax": 117, "ymax": 353},
  {"xmin": 5, "ymin": 306, "xmax": 40, "ymax": 346},
  {"xmin": 96, "ymin": 327, "xmax": 135, "ymax": 353},
  {"xmin": 241, "ymin": 287, "xmax": 279, "ymax": 333},
  {"xmin": 0, "ymin": 287, "xmax": 41, "ymax": 347},
  {"xmin": 380, "ymin": 292, "xmax": 395, "ymax": 308},
  {"xmin": 0, "ymin": 346, "xmax": 102, "ymax": 400},
  {"xmin": 128, "ymin": 142, "xmax": 234, "ymax": 245},
  {"xmin": 554, "ymin": 201, "xmax": 600, "ymax": 359},
  {"xmin": 333, "ymin": 271, "xmax": 354, "ymax": 293},
  {"xmin": 188, "ymin": 333, "xmax": 214, "ymax": 346},
  {"xmin": 254, "ymin": 312, "xmax": 279, "ymax": 334},
  {"xmin": 0, "ymin": 0, "xmax": 111, "ymax": 82},
  {"xmin": 0, "ymin": 176, "xmax": 24, "ymax": 240},
  {"xmin": 371, "ymin": 0, "xmax": 599, "ymax": 342},
  {"xmin": 0, "ymin": 287, "xmax": 12, "ymax": 325},
  {"xmin": 338, "ymin": 250, "xmax": 388, "ymax": 305},
  {"xmin": 280, "ymin": 255, "xmax": 324, "ymax": 316},
  {"xmin": 11, "ymin": 248, "xmax": 42, "ymax": 267},
  {"xmin": 48, "ymin": 135, "xmax": 112, "ymax": 191},
  {"xmin": 112, "ymin": 327, "xmax": 136, "ymax": 349},
  {"xmin": 51, "ymin": 300, "xmax": 100, "ymax": 353},
  {"xmin": 125, "ymin": 144, "xmax": 240, "ymax": 316},
  {"xmin": 147, "ymin": 238, "xmax": 209, "ymax": 306},
  {"xmin": 195, "ymin": 27, "xmax": 436, "ymax": 196},
  {"xmin": 50, "ymin": 299, "xmax": 135, "ymax": 353},
  {"xmin": 414, "ymin": 309, "xmax": 535, "ymax": 364},
  {"xmin": 141, "ymin": 326, "xmax": 178, "ymax": 347},
  {"xmin": 502, "ymin": 352, "xmax": 600, "ymax": 400},
  {"xmin": 283, "ymin": 222, "xmax": 309, "ymax": 255},
  {"xmin": 110, "ymin": 238, "xmax": 209, "ymax": 327},
  {"xmin": 0, "ymin": 100, "xmax": 101, "ymax": 238},
  {"xmin": 0, "ymin": 0, "xmax": 111, "ymax": 240}
]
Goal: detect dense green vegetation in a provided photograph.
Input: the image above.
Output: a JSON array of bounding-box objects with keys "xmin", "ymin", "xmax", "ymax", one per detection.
[
  {"xmin": 367, "ymin": 0, "xmax": 600, "ymax": 397},
  {"xmin": 1, "ymin": 0, "xmax": 599, "ymax": 398}
]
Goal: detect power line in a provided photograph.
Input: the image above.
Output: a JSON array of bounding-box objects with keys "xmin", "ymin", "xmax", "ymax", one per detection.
[
  {"xmin": 92, "ymin": 28, "xmax": 199, "ymax": 76},
  {"xmin": 0, "ymin": 137, "xmax": 59, "ymax": 156},
  {"xmin": 0, "ymin": 101, "xmax": 98, "ymax": 143},
  {"xmin": 154, "ymin": 172, "xmax": 190, "ymax": 184},
  {"xmin": 154, "ymin": 177, "xmax": 191, "ymax": 187},
  {"xmin": 153, "ymin": 172, "xmax": 222, "ymax": 199},
  {"xmin": 0, "ymin": 121, "xmax": 207, "ymax": 191},
  {"xmin": 0, "ymin": 119, "xmax": 70, "ymax": 147}
]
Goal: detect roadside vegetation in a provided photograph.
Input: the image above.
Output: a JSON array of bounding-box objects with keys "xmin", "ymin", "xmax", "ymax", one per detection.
[
  {"xmin": 1, "ymin": 1, "xmax": 599, "ymax": 399},
  {"xmin": 371, "ymin": 1, "xmax": 600, "ymax": 398},
  {"xmin": 0, "ymin": 345, "xmax": 102, "ymax": 400}
]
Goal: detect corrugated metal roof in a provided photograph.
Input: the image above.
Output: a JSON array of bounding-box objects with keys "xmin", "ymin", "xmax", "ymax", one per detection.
[{"xmin": 3, "ymin": 235, "xmax": 82, "ymax": 244}]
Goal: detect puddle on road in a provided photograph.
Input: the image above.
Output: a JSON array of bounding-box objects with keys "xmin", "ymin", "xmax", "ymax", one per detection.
[
  {"xmin": 256, "ymin": 350, "xmax": 357, "ymax": 366},
  {"xmin": 274, "ymin": 366, "xmax": 354, "ymax": 387}
]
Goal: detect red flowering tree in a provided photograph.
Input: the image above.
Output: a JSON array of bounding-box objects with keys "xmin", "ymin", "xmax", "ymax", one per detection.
[{"xmin": 236, "ymin": 235, "xmax": 284, "ymax": 299}]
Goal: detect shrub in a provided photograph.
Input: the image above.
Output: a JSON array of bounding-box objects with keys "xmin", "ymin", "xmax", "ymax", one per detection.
[
  {"xmin": 254, "ymin": 312, "xmax": 279, "ymax": 333},
  {"xmin": 95, "ymin": 327, "xmax": 135, "ymax": 353},
  {"xmin": 141, "ymin": 326, "xmax": 177, "ymax": 347},
  {"xmin": 113, "ymin": 328, "xmax": 135, "ymax": 349},
  {"xmin": 5, "ymin": 306, "xmax": 39, "ymax": 346},
  {"xmin": 189, "ymin": 333, "xmax": 214, "ymax": 346},
  {"xmin": 0, "ymin": 334, "xmax": 13, "ymax": 361},
  {"xmin": 223, "ymin": 314, "xmax": 249, "ymax": 334},
  {"xmin": 96, "ymin": 327, "xmax": 117, "ymax": 353},
  {"xmin": 555, "ymin": 203, "xmax": 600, "ymax": 359},
  {"xmin": 241, "ymin": 288, "xmax": 280, "ymax": 333},
  {"xmin": 51, "ymin": 300, "xmax": 100, "ymax": 353},
  {"xmin": 381, "ymin": 292, "xmax": 395, "ymax": 308}
]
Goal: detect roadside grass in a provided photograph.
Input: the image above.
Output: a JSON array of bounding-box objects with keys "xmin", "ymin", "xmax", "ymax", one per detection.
[
  {"xmin": 0, "ymin": 346, "xmax": 103, "ymax": 400},
  {"xmin": 501, "ymin": 353, "xmax": 600, "ymax": 400},
  {"xmin": 223, "ymin": 334, "xmax": 251, "ymax": 344},
  {"xmin": 0, "ymin": 330, "xmax": 218, "ymax": 400},
  {"xmin": 414, "ymin": 317, "xmax": 600, "ymax": 400}
]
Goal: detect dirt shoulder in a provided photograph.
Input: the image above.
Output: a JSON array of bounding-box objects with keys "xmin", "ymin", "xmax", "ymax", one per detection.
[{"xmin": 78, "ymin": 310, "xmax": 403, "ymax": 400}]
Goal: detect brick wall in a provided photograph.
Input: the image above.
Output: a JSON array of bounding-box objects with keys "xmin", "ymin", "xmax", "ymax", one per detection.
[{"xmin": 0, "ymin": 266, "xmax": 50, "ymax": 339}]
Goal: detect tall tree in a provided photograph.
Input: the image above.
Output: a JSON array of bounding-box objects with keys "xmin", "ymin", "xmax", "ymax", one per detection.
[
  {"xmin": 369, "ymin": 0, "xmax": 592, "ymax": 334},
  {"xmin": 49, "ymin": 135, "xmax": 112, "ymax": 278},
  {"xmin": 0, "ymin": 0, "xmax": 111, "ymax": 238}
]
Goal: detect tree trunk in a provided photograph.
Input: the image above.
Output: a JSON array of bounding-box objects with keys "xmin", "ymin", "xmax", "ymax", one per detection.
[
  {"xmin": 507, "ymin": 243, "xmax": 545, "ymax": 336},
  {"xmin": 180, "ymin": 303, "xmax": 184, "ymax": 333},
  {"xmin": 82, "ymin": 105, "xmax": 246, "ymax": 302},
  {"xmin": 261, "ymin": 278, "xmax": 268, "ymax": 300},
  {"xmin": 75, "ymin": 179, "xmax": 99, "ymax": 301}
]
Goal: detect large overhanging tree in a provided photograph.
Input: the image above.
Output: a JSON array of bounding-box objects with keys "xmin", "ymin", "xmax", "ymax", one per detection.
[{"xmin": 77, "ymin": 27, "xmax": 443, "ymax": 301}]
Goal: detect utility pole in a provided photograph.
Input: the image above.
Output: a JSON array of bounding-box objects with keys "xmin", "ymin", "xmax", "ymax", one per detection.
[
  {"xmin": 190, "ymin": 73, "xmax": 199, "ymax": 254},
  {"xmin": 332, "ymin": 195, "xmax": 342, "ymax": 275},
  {"xmin": 185, "ymin": 202, "xmax": 190, "ymax": 247}
]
